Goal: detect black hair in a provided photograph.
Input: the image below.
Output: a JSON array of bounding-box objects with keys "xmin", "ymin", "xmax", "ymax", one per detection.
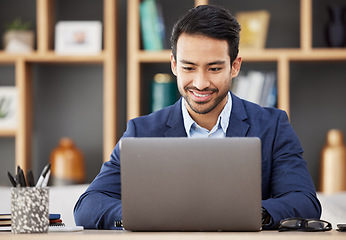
[{"xmin": 170, "ymin": 5, "xmax": 240, "ymax": 64}]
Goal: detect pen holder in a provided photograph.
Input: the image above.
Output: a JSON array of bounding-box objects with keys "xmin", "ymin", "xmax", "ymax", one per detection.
[{"xmin": 11, "ymin": 187, "xmax": 49, "ymax": 234}]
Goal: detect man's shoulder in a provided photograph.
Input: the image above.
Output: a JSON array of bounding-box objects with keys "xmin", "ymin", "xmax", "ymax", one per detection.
[
  {"xmin": 245, "ymin": 101, "xmax": 284, "ymax": 116},
  {"xmin": 234, "ymin": 95, "xmax": 286, "ymax": 120}
]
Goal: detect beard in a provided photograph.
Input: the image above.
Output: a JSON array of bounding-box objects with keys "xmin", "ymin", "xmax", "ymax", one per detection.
[{"xmin": 181, "ymin": 86, "xmax": 229, "ymax": 115}]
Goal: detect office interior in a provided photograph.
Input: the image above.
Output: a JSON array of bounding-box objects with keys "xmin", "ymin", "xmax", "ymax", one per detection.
[{"xmin": 0, "ymin": 0, "xmax": 346, "ymax": 193}]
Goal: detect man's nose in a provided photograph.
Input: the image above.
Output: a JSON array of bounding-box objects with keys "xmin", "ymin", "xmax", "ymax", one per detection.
[{"xmin": 193, "ymin": 71, "xmax": 210, "ymax": 90}]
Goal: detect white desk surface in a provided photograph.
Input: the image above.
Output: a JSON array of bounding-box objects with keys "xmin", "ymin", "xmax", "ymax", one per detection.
[{"xmin": 0, "ymin": 230, "xmax": 345, "ymax": 240}]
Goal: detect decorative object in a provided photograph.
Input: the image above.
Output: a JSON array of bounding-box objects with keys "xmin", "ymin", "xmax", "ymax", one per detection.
[
  {"xmin": 320, "ymin": 129, "xmax": 346, "ymax": 194},
  {"xmin": 3, "ymin": 18, "xmax": 34, "ymax": 53},
  {"xmin": 11, "ymin": 187, "xmax": 49, "ymax": 234},
  {"xmin": 55, "ymin": 21, "xmax": 102, "ymax": 55},
  {"xmin": 151, "ymin": 73, "xmax": 178, "ymax": 112},
  {"xmin": 235, "ymin": 10, "xmax": 270, "ymax": 50},
  {"xmin": 0, "ymin": 87, "xmax": 18, "ymax": 130},
  {"xmin": 326, "ymin": 5, "xmax": 345, "ymax": 47},
  {"xmin": 50, "ymin": 138, "xmax": 85, "ymax": 185}
]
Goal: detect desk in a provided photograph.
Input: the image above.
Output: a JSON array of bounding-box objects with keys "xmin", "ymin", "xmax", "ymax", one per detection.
[{"xmin": 0, "ymin": 230, "xmax": 345, "ymax": 240}]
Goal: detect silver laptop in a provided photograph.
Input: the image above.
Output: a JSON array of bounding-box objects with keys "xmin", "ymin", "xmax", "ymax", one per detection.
[{"xmin": 120, "ymin": 137, "xmax": 262, "ymax": 231}]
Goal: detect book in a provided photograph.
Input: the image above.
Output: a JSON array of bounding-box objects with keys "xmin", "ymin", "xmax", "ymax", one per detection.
[
  {"xmin": 261, "ymin": 72, "xmax": 277, "ymax": 108},
  {"xmin": 246, "ymin": 71, "xmax": 266, "ymax": 105},
  {"xmin": 0, "ymin": 214, "xmax": 11, "ymax": 220},
  {"xmin": 0, "ymin": 213, "xmax": 83, "ymax": 232},
  {"xmin": 0, "ymin": 213, "xmax": 60, "ymax": 221},
  {"xmin": 231, "ymin": 71, "xmax": 277, "ymax": 107},
  {"xmin": 140, "ymin": 0, "xmax": 165, "ymax": 50},
  {"xmin": 0, "ymin": 220, "xmax": 11, "ymax": 226}
]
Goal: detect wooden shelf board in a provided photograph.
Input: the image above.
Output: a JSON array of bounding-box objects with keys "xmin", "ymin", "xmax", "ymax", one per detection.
[
  {"xmin": 239, "ymin": 48, "xmax": 346, "ymax": 61},
  {"xmin": 135, "ymin": 48, "xmax": 346, "ymax": 63},
  {"xmin": 0, "ymin": 51, "xmax": 21, "ymax": 63},
  {"xmin": 138, "ymin": 50, "xmax": 172, "ymax": 62},
  {"xmin": 240, "ymin": 49, "xmax": 299, "ymax": 61},
  {"xmin": 0, "ymin": 51, "xmax": 106, "ymax": 64},
  {"xmin": 0, "ymin": 129, "xmax": 16, "ymax": 137},
  {"xmin": 289, "ymin": 49, "xmax": 346, "ymax": 61},
  {"xmin": 26, "ymin": 51, "xmax": 106, "ymax": 63},
  {"xmin": 3, "ymin": 48, "xmax": 345, "ymax": 65}
]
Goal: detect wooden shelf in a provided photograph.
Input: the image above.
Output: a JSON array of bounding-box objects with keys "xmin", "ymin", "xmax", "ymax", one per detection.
[
  {"xmin": 0, "ymin": 0, "xmax": 118, "ymax": 172},
  {"xmin": 0, "ymin": 51, "xmax": 106, "ymax": 63},
  {"xmin": 0, "ymin": 129, "xmax": 16, "ymax": 137},
  {"xmin": 135, "ymin": 48, "xmax": 346, "ymax": 63},
  {"xmin": 127, "ymin": 0, "xmax": 346, "ymax": 120}
]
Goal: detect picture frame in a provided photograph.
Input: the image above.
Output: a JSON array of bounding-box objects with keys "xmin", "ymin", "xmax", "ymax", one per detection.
[
  {"xmin": 55, "ymin": 21, "xmax": 102, "ymax": 55},
  {"xmin": 0, "ymin": 87, "xmax": 18, "ymax": 130},
  {"xmin": 235, "ymin": 10, "xmax": 270, "ymax": 50}
]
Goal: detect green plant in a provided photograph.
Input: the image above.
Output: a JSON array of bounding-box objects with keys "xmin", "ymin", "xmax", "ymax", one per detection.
[
  {"xmin": 5, "ymin": 18, "xmax": 31, "ymax": 31},
  {"xmin": 0, "ymin": 97, "xmax": 11, "ymax": 118}
]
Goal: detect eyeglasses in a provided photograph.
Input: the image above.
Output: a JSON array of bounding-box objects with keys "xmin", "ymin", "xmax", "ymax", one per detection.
[{"xmin": 278, "ymin": 218, "xmax": 332, "ymax": 232}]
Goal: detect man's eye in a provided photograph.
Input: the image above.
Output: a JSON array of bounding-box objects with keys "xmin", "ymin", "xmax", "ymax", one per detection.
[
  {"xmin": 210, "ymin": 67, "xmax": 222, "ymax": 72},
  {"xmin": 183, "ymin": 67, "xmax": 194, "ymax": 71}
]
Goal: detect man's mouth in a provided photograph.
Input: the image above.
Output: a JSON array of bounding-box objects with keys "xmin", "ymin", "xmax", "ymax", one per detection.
[
  {"xmin": 192, "ymin": 91, "xmax": 212, "ymax": 98},
  {"xmin": 188, "ymin": 89, "xmax": 215, "ymax": 102}
]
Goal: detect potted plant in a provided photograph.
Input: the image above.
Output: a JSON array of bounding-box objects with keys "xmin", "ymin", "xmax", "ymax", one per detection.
[{"xmin": 3, "ymin": 18, "xmax": 34, "ymax": 53}]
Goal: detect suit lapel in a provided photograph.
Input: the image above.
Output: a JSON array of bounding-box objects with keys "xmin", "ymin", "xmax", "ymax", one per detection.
[
  {"xmin": 226, "ymin": 93, "xmax": 250, "ymax": 137},
  {"xmin": 165, "ymin": 98, "xmax": 187, "ymax": 137}
]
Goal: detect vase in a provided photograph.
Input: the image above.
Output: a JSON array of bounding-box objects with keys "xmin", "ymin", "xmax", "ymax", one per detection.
[
  {"xmin": 50, "ymin": 137, "xmax": 86, "ymax": 185},
  {"xmin": 320, "ymin": 129, "xmax": 346, "ymax": 194},
  {"xmin": 326, "ymin": 5, "xmax": 345, "ymax": 47},
  {"xmin": 3, "ymin": 30, "xmax": 34, "ymax": 53}
]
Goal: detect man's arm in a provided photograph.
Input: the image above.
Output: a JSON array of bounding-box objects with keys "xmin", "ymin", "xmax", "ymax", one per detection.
[
  {"xmin": 74, "ymin": 120, "xmax": 137, "ymax": 229},
  {"xmin": 261, "ymin": 111, "xmax": 321, "ymax": 229},
  {"xmin": 73, "ymin": 146, "xmax": 122, "ymax": 229}
]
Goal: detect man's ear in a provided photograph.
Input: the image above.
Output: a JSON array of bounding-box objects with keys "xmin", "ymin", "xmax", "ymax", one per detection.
[
  {"xmin": 231, "ymin": 56, "xmax": 242, "ymax": 78},
  {"xmin": 170, "ymin": 53, "xmax": 177, "ymax": 76}
]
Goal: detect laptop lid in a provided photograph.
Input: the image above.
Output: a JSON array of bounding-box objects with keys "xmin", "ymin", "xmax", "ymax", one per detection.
[{"xmin": 120, "ymin": 137, "xmax": 262, "ymax": 231}]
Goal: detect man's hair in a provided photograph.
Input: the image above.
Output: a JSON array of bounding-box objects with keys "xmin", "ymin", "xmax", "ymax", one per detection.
[{"xmin": 170, "ymin": 5, "xmax": 240, "ymax": 64}]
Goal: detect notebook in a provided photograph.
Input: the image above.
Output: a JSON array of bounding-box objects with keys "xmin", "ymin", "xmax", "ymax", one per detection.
[{"xmin": 120, "ymin": 137, "xmax": 262, "ymax": 231}]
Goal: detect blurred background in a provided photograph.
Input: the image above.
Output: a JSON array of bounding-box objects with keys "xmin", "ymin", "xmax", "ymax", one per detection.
[{"xmin": 0, "ymin": 0, "xmax": 345, "ymax": 192}]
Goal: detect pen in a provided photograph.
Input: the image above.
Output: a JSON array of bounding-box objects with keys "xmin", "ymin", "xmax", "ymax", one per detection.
[
  {"xmin": 26, "ymin": 169, "xmax": 35, "ymax": 187},
  {"xmin": 36, "ymin": 163, "xmax": 51, "ymax": 187},
  {"xmin": 7, "ymin": 171, "xmax": 17, "ymax": 187},
  {"xmin": 15, "ymin": 165, "xmax": 20, "ymax": 185},
  {"xmin": 17, "ymin": 168, "xmax": 27, "ymax": 187},
  {"xmin": 41, "ymin": 170, "xmax": 51, "ymax": 188}
]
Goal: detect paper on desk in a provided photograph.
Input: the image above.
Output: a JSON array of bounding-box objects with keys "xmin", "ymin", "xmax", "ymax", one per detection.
[
  {"xmin": 48, "ymin": 226, "xmax": 84, "ymax": 232},
  {"xmin": 317, "ymin": 192, "xmax": 346, "ymax": 227}
]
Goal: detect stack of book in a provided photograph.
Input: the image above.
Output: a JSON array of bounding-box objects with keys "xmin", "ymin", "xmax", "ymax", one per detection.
[
  {"xmin": 49, "ymin": 213, "xmax": 64, "ymax": 227},
  {"xmin": 0, "ymin": 213, "xmax": 64, "ymax": 231},
  {"xmin": 231, "ymin": 71, "xmax": 277, "ymax": 108},
  {"xmin": 0, "ymin": 214, "xmax": 11, "ymax": 229}
]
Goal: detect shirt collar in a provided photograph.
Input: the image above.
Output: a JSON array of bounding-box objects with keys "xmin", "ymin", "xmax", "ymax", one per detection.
[{"xmin": 182, "ymin": 92, "xmax": 232, "ymax": 137}]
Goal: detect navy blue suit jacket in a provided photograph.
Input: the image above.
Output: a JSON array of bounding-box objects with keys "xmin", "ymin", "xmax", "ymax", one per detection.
[{"xmin": 74, "ymin": 93, "xmax": 321, "ymax": 230}]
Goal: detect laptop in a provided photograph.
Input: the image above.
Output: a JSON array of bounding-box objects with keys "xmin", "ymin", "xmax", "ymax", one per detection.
[{"xmin": 120, "ymin": 137, "xmax": 262, "ymax": 231}]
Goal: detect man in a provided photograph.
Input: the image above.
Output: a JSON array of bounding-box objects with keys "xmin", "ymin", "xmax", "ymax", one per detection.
[{"xmin": 74, "ymin": 5, "xmax": 321, "ymax": 230}]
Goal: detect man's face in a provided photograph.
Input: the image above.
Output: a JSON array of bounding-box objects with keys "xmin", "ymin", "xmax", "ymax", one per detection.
[{"xmin": 171, "ymin": 33, "xmax": 241, "ymax": 116}]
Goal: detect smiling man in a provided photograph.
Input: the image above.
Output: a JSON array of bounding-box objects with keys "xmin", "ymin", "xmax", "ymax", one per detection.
[
  {"xmin": 171, "ymin": 33, "xmax": 241, "ymax": 131},
  {"xmin": 74, "ymin": 5, "xmax": 321, "ymax": 230}
]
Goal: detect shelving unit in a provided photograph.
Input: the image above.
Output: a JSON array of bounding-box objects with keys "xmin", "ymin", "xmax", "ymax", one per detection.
[
  {"xmin": 127, "ymin": 0, "xmax": 346, "ymax": 120},
  {"xmin": 0, "ymin": 0, "xmax": 118, "ymax": 172}
]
